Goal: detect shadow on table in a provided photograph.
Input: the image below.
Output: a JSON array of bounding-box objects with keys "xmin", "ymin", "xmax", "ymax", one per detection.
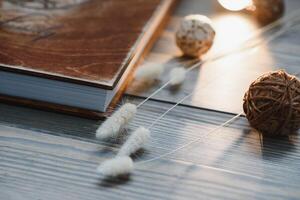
[
  {"xmin": 261, "ymin": 134, "xmax": 298, "ymax": 161},
  {"xmin": 0, "ymin": 102, "xmax": 100, "ymax": 141},
  {"xmin": 97, "ymin": 175, "xmax": 131, "ymax": 188}
]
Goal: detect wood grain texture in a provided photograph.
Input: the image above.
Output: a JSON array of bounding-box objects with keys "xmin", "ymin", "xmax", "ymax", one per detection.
[
  {"xmin": 0, "ymin": 98, "xmax": 300, "ymax": 200},
  {"xmin": 0, "ymin": 0, "xmax": 173, "ymax": 88},
  {"xmin": 1, "ymin": 0, "xmax": 300, "ymax": 199}
]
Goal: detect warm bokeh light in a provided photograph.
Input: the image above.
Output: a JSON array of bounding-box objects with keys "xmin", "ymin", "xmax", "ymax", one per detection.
[
  {"xmin": 218, "ymin": 0, "xmax": 253, "ymax": 11},
  {"xmin": 191, "ymin": 13, "xmax": 275, "ymax": 114},
  {"xmin": 210, "ymin": 14, "xmax": 257, "ymax": 52}
]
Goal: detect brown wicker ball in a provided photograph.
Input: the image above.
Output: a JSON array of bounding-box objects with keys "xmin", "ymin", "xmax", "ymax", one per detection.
[
  {"xmin": 252, "ymin": 0, "xmax": 285, "ymax": 24},
  {"xmin": 243, "ymin": 70, "xmax": 300, "ymax": 136}
]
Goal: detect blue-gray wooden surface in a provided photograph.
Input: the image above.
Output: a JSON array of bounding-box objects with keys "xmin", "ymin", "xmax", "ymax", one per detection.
[{"xmin": 1, "ymin": 0, "xmax": 300, "ymax": 199}]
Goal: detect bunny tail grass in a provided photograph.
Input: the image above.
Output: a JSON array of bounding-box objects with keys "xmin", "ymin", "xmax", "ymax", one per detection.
[
  {"xmin": 96, "ymin": 156, "xmax": 134, "ymax": 177},
  {"xmin": 169, "ymin": 67, "xmax": 186, "ymax": 86},
  {"xmin": 135, "ymin": 63, "xmax": 164, "ymax": 81},
  {"xmin": 117, "ymin": 127, "xmax": 150, "ymax": 156},
  {"xmin": 96, "ymin": 103, "xmax": 137, "ymax": 140}
]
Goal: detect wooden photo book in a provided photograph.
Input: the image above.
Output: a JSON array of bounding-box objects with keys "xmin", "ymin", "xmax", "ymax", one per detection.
[{"xmin": 0, "ymin": 0, "xmax": 176, "ymax": 118}]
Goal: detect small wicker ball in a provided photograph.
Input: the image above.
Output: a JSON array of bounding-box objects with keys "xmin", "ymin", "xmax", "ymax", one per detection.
[
  {"xmin": 252, "ymin": 0, "xmax": 285, "ymax": 24},
  {"xmin": 175, "ymin": 15, "xmax": 215, "ymax": 58},
  {"xmin": 243, "ymin": 70, "xmax": 300, "ymax": 136}
]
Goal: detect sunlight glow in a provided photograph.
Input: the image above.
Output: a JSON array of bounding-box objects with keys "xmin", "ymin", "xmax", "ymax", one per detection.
[
  {"xmin": 191, "ymin": 13, "xmax": 275, "ymax": 114},
  {"xmin": 218, "ymin": 0, "xmax": 253, "ymax": 11},
  {"xmin": 209, "ymin": 14, "xmax": 258, "ymax": 54}
]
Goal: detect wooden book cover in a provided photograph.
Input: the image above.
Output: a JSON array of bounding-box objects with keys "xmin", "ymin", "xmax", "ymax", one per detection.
[{"xmin": 0, "ymin": 0, "xmax": 176, "ymax": 118}]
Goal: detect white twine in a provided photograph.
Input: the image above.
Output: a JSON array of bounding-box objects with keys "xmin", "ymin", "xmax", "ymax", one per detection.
[
  {"xmin": 131, "ymin": 10, "xmax": 300, "ymax": 165},
  {"xmin": 137, "ymin": 112, "xmax": 243, "ymax": 165}
]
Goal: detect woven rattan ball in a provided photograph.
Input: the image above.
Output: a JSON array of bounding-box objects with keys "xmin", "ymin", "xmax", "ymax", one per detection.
[
  {"xmin": 243, "ymin": 70, "xmax": 300, "ymax": 136},
  {"xmin": 252, "ymin": 0, "xmax": 285, "ymax": 24},
  {"xmin": 175, "ymin": 15, "xmax": 215, "ymax": 58}
]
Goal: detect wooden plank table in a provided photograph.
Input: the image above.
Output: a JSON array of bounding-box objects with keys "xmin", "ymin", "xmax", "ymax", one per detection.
[{"xmin": 1, "ymin": 0, "xmax": 300, "ymax": 199}]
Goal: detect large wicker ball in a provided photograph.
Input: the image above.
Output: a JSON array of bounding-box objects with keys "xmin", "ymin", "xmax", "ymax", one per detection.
[
  {"xmin": 175, "ymin": 15, "xmax": 215, "ymax": 58},
  {"xmin": 252, "ymin": 0, "xmax": 285, "ymax": 24},
  {"xmin": 243, "ymin": 70, "xmax": 300, "ymax": 136}
]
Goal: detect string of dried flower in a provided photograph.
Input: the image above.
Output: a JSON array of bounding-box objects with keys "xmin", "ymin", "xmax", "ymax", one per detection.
[
  {"xmin": 95, "ymin": 9, "xmax": 300, "ymax": 142},
  {"xmin": 96, "ymin": 9, "xmax": 300, "ymax": 176},
  {"xmin": 97, "ymin": 156, "xmax": 133, "ymax": 177},
  {"xmin": 134, "ymin": 63, "xmax": 164, "ymax": 82},
  {"xmin": 96, "ymin": 103, "xmax": 137, "ymax": 140},
  {"xmin": 117, "ymin": 127, "xmax": 151, "ymax": 157},
  {"xmin": 169, "ymin": 67, "xmax": 187, "ymax": 86}
]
